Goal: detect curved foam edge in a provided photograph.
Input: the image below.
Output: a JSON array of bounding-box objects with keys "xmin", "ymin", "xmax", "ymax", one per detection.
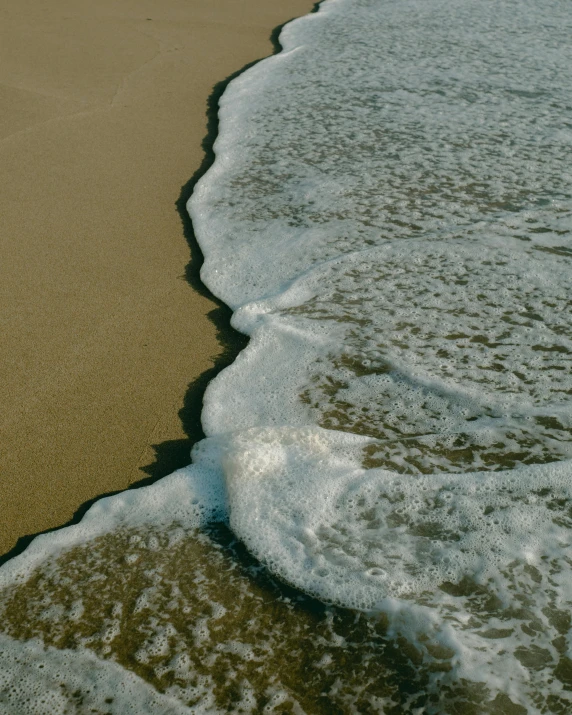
[
  {"xmin": 220, "ymin": 424, "xmax": 572, "ymax": 699},
  {"xmin": 222, "ymin": 426, "xmax": 572, "ymax": 608}
]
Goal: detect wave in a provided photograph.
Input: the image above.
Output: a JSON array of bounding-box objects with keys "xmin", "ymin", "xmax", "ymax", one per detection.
[{"xmin": 1, "ymin": 0, "xmax": 572, "ymax": 711}]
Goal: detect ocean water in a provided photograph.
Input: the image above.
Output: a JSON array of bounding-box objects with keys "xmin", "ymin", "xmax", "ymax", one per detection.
[{"xmin": 1, "ymin": 0, "xmax": 572, "ymax": 712}]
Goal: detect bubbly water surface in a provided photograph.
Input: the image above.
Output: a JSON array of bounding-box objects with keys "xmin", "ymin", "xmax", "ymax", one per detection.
[{"xmin": 1, "ymin": 0, "xmax": 572, "ymax": 711}]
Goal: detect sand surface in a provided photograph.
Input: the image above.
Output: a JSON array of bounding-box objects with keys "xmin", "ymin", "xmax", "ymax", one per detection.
[{"xmin": 0, "ymin": 0, "xmax": 312, "ymax": 556}]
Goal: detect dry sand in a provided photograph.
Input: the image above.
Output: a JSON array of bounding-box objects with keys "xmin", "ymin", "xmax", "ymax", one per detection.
[{"xmin": 0, "ymin": 0, "xmax": 313, "ymax": 556}]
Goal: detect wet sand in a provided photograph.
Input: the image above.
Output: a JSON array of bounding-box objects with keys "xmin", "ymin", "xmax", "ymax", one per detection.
[{"xmin": 0, "ymin": 0, "xmax": 312, "ymax": 556}]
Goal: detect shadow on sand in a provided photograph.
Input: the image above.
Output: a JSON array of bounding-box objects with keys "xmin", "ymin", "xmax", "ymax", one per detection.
[{"xmin": 0, "ymin": 6, "xmax": 323, "ymax": 569}]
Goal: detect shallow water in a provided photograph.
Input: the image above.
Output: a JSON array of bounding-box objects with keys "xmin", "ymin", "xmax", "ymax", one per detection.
[
  {"xmin": 1, "ymin": 0, "xmax": 572, "ymax": 711},
  {"xmin": 0, "ymin": 522, "xmax": 542, "ymax": 713}
]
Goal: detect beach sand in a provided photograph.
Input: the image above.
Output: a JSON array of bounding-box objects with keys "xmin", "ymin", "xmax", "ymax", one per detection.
[{"xmin": 0, "ymin": 0, "xmax": 312, "ymax": 557}]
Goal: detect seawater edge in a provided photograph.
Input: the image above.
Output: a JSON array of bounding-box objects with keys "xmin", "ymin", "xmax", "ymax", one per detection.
[
  {"xmin": 1, "ymin": 0, "xmax": 571, "ymax": 711},
  {"xmin": 0, "ymin": 1, "xmax": 323, "ymax": 571}
]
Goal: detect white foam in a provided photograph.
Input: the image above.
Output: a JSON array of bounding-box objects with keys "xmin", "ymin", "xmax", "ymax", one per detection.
[
  {"xmin": 0, "ymin": 440, "xmax": 227, "ymax": 588},
  {"xmin": 0, "ymin": 634, "xmax": 199, "ymax": 714},
  {"xmin": 190, "ymin": 0, "xmax": 572, "ymax": 706},
  {"xmin": 204, "ymin": 239, "xmax": 572, "ymax": 478},
  {"xmin": 222, "ymin": 427, "xmax": 572, "ymax": 608},
  {"xmin": 221, "ymin": 426, "xmax": 572, "ymax": 706},
  {"xmin": 2, "ymin": 0, "xmax": 572, "ymax": 709}
]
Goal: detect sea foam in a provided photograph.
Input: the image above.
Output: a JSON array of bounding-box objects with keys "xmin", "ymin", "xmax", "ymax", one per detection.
[
  {"xmin": 192, "ymin": 0, "xmax": 572, "ymax": 706},
  {"xmin": 1, "ymin": 0, "xmax": 572, "ymax": 711}
]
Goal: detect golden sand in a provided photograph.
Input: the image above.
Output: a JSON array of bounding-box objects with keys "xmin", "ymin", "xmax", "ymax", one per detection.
[{"xmin": 0, "ymin": 0, "xmax": 313, "ymax": 556}]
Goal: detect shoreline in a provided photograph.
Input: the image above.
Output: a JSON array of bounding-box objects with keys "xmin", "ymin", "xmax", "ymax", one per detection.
[{"xmin": 0, "ymin": 0, "xmax": 313, "ymax": 558}]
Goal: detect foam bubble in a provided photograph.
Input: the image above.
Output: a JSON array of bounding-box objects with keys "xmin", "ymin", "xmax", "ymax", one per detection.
[
  {"xmin": 222, "ymin": 425, "xmax": 572, "ymax": 706},
  {"xmin": 2, "ymin": 0, "xmax": 572, "ymax": 709},
  {"xmin": 0, "ymin": 634, "xmax": 192, "ymax": 714}
]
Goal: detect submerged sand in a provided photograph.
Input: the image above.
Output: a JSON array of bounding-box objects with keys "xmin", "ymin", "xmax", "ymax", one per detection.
[{"xmin": 0, "ymin": 0, "xmax": 312, "ymax": 556}]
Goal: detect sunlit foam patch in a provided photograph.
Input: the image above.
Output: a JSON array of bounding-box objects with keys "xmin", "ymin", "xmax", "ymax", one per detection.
[
  {"xmin": 221, "ymin": 425, "xmax": 572, "ymax": 701},
  {"xmin": 222, "ymin": 426, "xmax": 572, "ymax": 610}
]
